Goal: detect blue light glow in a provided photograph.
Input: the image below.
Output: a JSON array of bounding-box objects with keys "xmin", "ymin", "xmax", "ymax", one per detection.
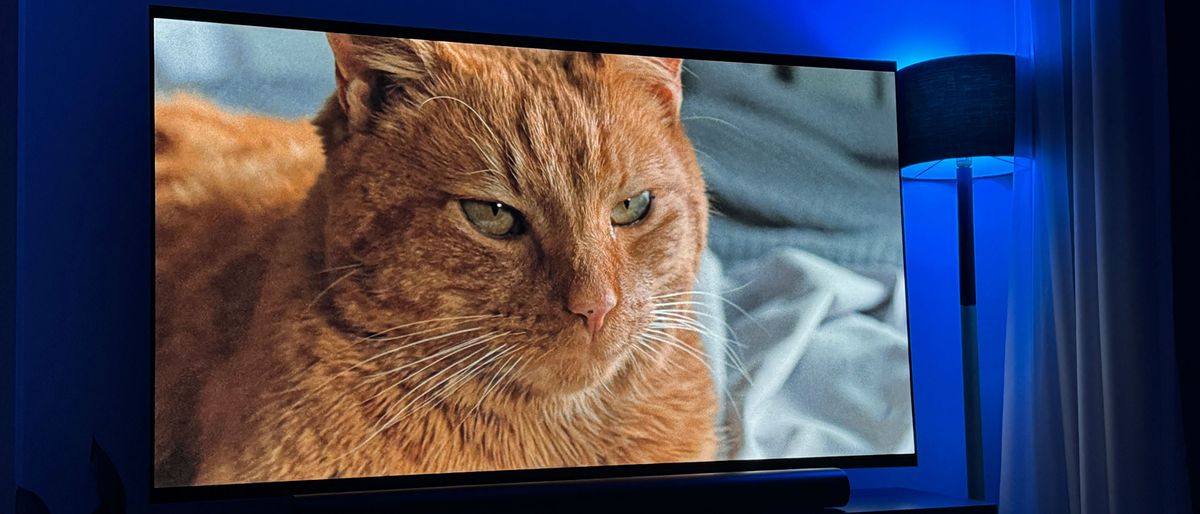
[{"xmin": 902, "ymin": 157, "xmax": 1016, "ymax": 180}]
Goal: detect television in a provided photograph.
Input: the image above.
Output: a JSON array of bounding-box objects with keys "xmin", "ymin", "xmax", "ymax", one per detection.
[{"xmin": 152, "ymin": 6, "xmax": 914, "ymax": 501}]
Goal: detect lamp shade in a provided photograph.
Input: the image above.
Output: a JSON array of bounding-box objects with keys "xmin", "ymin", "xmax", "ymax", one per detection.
[{"xmin": 897, "ymin": 54, "xmax": 1015, "ymax": 168}]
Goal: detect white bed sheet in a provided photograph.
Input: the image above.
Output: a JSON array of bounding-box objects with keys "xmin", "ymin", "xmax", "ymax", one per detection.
[{"xmin": 694, "ymin": 248, "xmax": 914, "ymax": 460}]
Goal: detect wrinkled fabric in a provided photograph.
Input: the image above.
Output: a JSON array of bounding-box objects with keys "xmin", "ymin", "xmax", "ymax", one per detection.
[
  {"xmin": 695, "ymin": 248, "xmax": 914, "ymax": 459},
  {"xmin": 680, "ymin": 60, "xmax": 902, "ymax": 269}
]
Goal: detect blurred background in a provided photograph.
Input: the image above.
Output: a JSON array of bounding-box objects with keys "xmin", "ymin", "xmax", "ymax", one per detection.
[{"xmin": 155, "ymin": 20, "xmax": 333, "ymax": 117}]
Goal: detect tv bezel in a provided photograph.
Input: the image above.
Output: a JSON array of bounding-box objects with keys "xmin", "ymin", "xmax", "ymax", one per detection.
[{"xmin": 149, "ymin": 4, "xmax": 916, "ymax": 502}]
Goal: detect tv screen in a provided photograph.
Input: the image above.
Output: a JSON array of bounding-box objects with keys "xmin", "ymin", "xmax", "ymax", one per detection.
[{"xmin": 152, "ymin": 8, "xmax": 914, "ymax": 497}]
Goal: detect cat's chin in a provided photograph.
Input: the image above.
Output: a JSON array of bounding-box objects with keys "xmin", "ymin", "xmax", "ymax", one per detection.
[
  {"xmin": 518, "ymin": 333, "xmax": 632, "ymax": 396},
  {"xmin": 520, "ymin": 361, "xmax": 624, "ymax": 397}
]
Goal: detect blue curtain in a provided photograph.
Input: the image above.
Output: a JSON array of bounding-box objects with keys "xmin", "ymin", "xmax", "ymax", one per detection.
[{"xmin": 1000, "ymin": 0, "xmax": 1191, "ymax": 511}]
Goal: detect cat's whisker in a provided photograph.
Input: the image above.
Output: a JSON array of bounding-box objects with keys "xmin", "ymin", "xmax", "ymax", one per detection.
[
  {"xmin": 355, "ymin": 323, "xmax": 481, "ymax": 352},
  {"xmin": 651, "ymin": 290, "xmax": 700, "ymax": 299},
  {"xmin": 354, "ymin": 314, "xmax": 499, "ymax": 343},
  {"xmin": 652, "ymin": 289, "xmax": 765, "ymax": 333},
  {"xmin": 270, "ymin": 318, "xmax": 496, "ymax": 400},
  {"xmin": 319, "ymin": 328, "xmax": 493, "ymax": 406},
  {"xmin": 369, "ymin": 330, "xmax": 518, "ymax": 411},
  {"xmin": 466, "ymin": 351, "xmax": 526, "ymax": 420},
  {"xmin": 627, "ymin": 341, "xmax": 659, "ymax": 384},
  {"xmin": 631, "ymin": 339, "xmax": 679, "ymax": 387},
  {"xmin": 646, "ymin": 325, "xmax": 721, "ymax": 351},
  {"xmin": 281, "ymin": 326, "xmax": 490, "ymax": 408},
  {"xmin": 652, "ymin": 308, "xmax": 733, "ymax": 333},
  {"xmin": 357, "ymin": 332, "xmax": 520, "ymax": 451},
  {"xmin": 640, "ymin": 330, "xmax": 714, "ymax": 374},
  {"xmin": 649, "ymin": 325, "xmax": 716, "ymax": 346},
  {"xmin": 305, "ymin": 268, "xmax": 358, "ymax": 311},
  {"xmin": 681, "ymin": 115, "xmax": 745, "ymax": 135},
  {"xmin": 415, "ymin": 343, "xmax": 526, "ymax": 416},
  {"xmin": 627, "ymin": 339, "xmax": 658, "ymax": 365},
  {"xmin": 644, "ymin": 333, "xmax": 742, "ymax": 415},
  {"xmin": 358, "ymin": 335, "xmax": 501, "ymax": 417},
  {"xmin": 419, "ymin": 95, "xmax": 503, "ymax": 150},
  {"xmin": 598, "ymin": 378, "xmax": 616, "ymax": 400},
  {"xmin": 357, "ymin": 315, "xmax": 501, "ymax": 344},
  {"xmin": 641, "ymin": 329, "xmax": 748, "ymax": 408},
  {"xmin": 651, "ymin": 305, "xmax": 743, "ymax": 346},
  {"xmin": 648, "ymin": 324, "xmax": 737, "ymax": 370},
  {"xmin": 422, "ymin": 343, "xmax": 521, "ymax": 404},
  {"xmin": 397, "ymin": 344, "xmax": 514, "ymax": 419},
  {"xmin": 651, "ymin": 302, "xmax": 756, "ymax": 384},
  {"xmin": 649, "ymin": 316, "xmax": 754, "ymax": 385},
  {"xmin": 653, "ymin": 281, "xmax": 755, "ymax": 299},
  {"xmin": 649, "ymin": 320, "xmax": 718, "ymax": 340},
  {"xmin": 651, "ymin": 285, "xmax": 753, "ymax": 301},
  {"xmin": 725, "ymin": 345, "xmax": 754, "ymax": 385},
  {"xmin": 654, "ymin": 300, "xmax": 745, "ymax": 315},
  {"xmin": 363, "ymin": 346, "xmax": 487, "ymax": 409},
  {"xmin": 651, "ymin": 315, "xmax": 744, "ymax": 353},
  {"xmin": 422, "ymin": 350, "xmax": 529, "ymax": 463},
  {"xmin": 362, "ymin": 328, "xmax": 499, "ymax": 381},
  {"xmin": 465, "ymin": 135, "xmax": 506, "ymax": 181},
  {"xmin": 420, "ymin": 95, "xmax": 508, "ymax": 180},
  {"xmin": 314, "ymin": 262, "xmax": 364, "ymax": 275},
  {"xmin": 363, "ymin": 326, "xmax": 485, "ymax": 362},
  {"xmin": 691, "ymin": 146, "xmax": 725, "ymax": 175},
  {"xmin": 680, "ymin": 63, "xmax": 700, "ymax": 80},
  {"xmin": 463, "ymin": 168, "xmax": 502, "ymax": 176},
  {"xmin": 652, "ymin": 312, "xmax": 753, "ymax": 384},
  {"xmin": 645, "ymin": 324, "xmax": 704, "ymax": 347}
]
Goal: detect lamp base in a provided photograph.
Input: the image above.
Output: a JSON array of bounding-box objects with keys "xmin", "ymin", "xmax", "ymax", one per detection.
[{"xmin": 961, "ymin": 304, "xmax": 984, "ymax": 501}]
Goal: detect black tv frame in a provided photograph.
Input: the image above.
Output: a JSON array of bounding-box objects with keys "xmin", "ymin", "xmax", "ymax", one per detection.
[{"xmin": 149, "ymin": 4, "xmax": 916, "ymax": 503}]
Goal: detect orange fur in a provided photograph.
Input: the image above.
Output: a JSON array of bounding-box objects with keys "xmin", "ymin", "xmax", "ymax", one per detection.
[
  {"xmin": 154, "ymin": 36, "xmax": 715, "ymax": 487},
  {"xmin": 154, "ymin": 95, "xmax": 324, "ymax": 481}
]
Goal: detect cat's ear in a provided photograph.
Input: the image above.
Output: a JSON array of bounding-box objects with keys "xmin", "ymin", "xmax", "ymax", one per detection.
[
  {"xmin": 616, "ymin": 56, "xmax": 684, "ymax": 116},
  {"xmin": 648, "ymin": 57, "xmax": 684, "ymax": 112},
  {"xmin": 326, "ymin": 33, "xmax": 433, "ymax": 132}
]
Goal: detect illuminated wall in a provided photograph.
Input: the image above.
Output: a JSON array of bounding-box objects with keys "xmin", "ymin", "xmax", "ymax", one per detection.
[{"xmin": 10, "ymin": 0, "xmax": 1014, "ymax": 510}]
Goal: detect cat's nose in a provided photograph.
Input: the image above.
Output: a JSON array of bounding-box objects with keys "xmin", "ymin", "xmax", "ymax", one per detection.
[{"xmin": 568, "ymin": 288, "xmax": 617, "ymax": 336}]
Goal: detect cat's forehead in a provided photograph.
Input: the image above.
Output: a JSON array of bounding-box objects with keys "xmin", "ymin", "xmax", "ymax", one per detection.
[{"xmin": 420, "ymin": 47, "xmax": 641, "ymax": 197}]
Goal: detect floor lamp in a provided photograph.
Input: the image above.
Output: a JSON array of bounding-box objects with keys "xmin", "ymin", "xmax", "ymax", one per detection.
[{"xmin": 896, "ymin": 53, "xmax": 1015, "ymax": 501}]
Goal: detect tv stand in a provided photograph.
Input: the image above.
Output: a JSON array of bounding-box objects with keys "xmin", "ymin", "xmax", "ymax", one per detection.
[
  {"xmin": 293, "ymin": 468, "xmax": 851, "ymax": 513},
  {"xmin": 840, "ymin": 488, "xmax": 998, "ymax": 513},
  {"xmin": 292, "ymin": 482, "xmax": 997, "ymax": 514}
]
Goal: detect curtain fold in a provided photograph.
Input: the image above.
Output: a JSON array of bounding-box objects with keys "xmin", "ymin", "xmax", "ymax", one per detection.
[{"xmin": 1000, "ymin": 0, "xmax": 1190, "ymax": 511}]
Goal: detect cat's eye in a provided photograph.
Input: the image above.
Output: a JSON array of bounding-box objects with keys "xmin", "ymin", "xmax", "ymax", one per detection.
[
  {"xmin": 460, "ymin": 200, "xmax": 526, "ymax": 238},
  {"xmin": 611, "ymin": 191, "xmax": 653, "ymax": 226}
]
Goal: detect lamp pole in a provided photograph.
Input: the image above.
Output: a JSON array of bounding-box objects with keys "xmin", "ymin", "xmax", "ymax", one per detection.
[{"xmin": 956, "ymin": 157, "xmax": 985, "ymax": 501}]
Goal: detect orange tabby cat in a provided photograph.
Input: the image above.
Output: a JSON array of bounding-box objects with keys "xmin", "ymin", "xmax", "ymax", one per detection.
[{"xmin": 154, "ymin": 33, "xmax": 716, "ymax": 486}]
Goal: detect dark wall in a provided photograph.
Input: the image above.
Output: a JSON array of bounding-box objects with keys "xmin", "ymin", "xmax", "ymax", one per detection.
[
  {"xmin": 3, "ymin": 0, "xmax": 16, "ymax": 505},
  {"xmin": 1166, "ymin": 0, "xmax": 1199, "ymax": 507},
  {"xmin": 11, "ymin": 1, "xmax": 1013, "ymax": 512}
]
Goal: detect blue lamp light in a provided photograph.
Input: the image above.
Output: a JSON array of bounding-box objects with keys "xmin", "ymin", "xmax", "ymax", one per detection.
[{"xmin": 897, "ymin": 53, "xmax": 1015, "ymax": 501}]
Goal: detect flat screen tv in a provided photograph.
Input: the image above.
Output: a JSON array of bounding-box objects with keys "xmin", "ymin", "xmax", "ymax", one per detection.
[{"xmin": 152, "ymin": 6, "xmax": 915, "ymax": 500}]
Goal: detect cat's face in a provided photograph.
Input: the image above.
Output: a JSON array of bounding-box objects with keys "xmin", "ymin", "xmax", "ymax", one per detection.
[{"xmin": 313, "ymin": 35, "xmax": 707, "ymax": 396}]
